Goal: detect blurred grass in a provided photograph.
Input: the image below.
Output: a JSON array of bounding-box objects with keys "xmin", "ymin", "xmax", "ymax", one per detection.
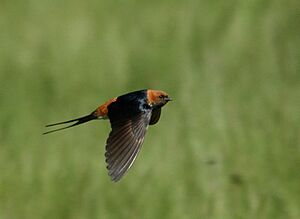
[{"xmin": 0, "ymin": 0, "xmax": 299, "ymax": 218}]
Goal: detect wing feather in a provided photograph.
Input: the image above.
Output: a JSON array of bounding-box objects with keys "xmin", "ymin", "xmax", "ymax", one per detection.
[
  {"xmin": 149, "ymin": 108, "xmax": 161, "ymax": 125},
  {"xmin": 105, "ymin": 112, "xmax": 151, "ymax": 181},
  {"xmin": 114, "ymin": 122, "xmax": 147, "ymax": 179},
  {"xmin": 108, "ymin": 115, "xmax": 145, "ymax": 168},
  {"xmin": 106, "ymin": 124, "xmax": 132, "ymax": 155},
  {"xmin": 107, "ymin": 129, "xmax": 137, "ymax": 169},
  {"xmin": 110, "ymin": 119, "xmax": 146, "ymax": 177}
]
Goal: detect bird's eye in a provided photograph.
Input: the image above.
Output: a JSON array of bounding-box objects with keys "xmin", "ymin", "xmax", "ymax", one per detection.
[{"xmin": 159, "ymin": 95, "xmax": 164, "ymax": 98}]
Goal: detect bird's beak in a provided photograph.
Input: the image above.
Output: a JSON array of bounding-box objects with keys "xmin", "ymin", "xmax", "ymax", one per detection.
[{"xmin": 165, "ymin": 97, "xmax": 172, "ymax": 102}]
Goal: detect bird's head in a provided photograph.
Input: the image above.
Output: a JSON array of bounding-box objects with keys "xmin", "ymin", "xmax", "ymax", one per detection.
[{"xmin": 147, "ymin": 89, "xmax": 172, "ymax": 108}]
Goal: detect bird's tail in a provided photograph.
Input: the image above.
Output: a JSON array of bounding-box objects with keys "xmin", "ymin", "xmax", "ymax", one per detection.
[{"xmin": 43, "ymin": 112, "xmax": 98, "ymax": 135}]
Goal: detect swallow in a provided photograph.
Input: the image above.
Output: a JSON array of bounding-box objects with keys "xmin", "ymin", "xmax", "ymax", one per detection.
[{"xmin": 44, "ymin": 89, "xmax": 172, "ymax": 182}]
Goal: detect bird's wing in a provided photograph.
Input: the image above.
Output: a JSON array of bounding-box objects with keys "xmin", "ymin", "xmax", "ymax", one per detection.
[
  {"xmin": 149, "ymin": 108, "xmax": 161, "ymax": 125},
  {"xmin": 105, "ymin": 111, "xmax": 151, "ymax": 182}
]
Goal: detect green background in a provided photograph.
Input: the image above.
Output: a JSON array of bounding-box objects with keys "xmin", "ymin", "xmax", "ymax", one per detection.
[{"xmin": 1, "ymin": 0, "xmax": 299, "ymax": 218}]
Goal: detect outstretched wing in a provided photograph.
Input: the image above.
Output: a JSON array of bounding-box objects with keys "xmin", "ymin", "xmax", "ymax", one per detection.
[
  {"xmin": 105, "ymin": 109, "xmax": 151, "ymax": 182},
  {"xmin": 149, "ymin": 108, "xmax": 161, "ymax": 125}
]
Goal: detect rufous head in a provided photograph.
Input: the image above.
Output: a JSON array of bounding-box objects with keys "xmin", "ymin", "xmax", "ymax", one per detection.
[{"xmin": 147, "ymin": 89, "xmax": 172, "ymax": 107}]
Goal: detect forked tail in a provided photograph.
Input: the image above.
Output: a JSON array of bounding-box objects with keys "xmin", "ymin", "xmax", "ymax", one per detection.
[{"xmin": 43, "ymin": 113, "xmax": 97, "ymax": 134}]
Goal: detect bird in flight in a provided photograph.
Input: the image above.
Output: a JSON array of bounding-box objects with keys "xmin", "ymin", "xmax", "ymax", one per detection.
[{"xmin": 44, "ymin": 89, "xmax": 172, "ymax": 182}]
